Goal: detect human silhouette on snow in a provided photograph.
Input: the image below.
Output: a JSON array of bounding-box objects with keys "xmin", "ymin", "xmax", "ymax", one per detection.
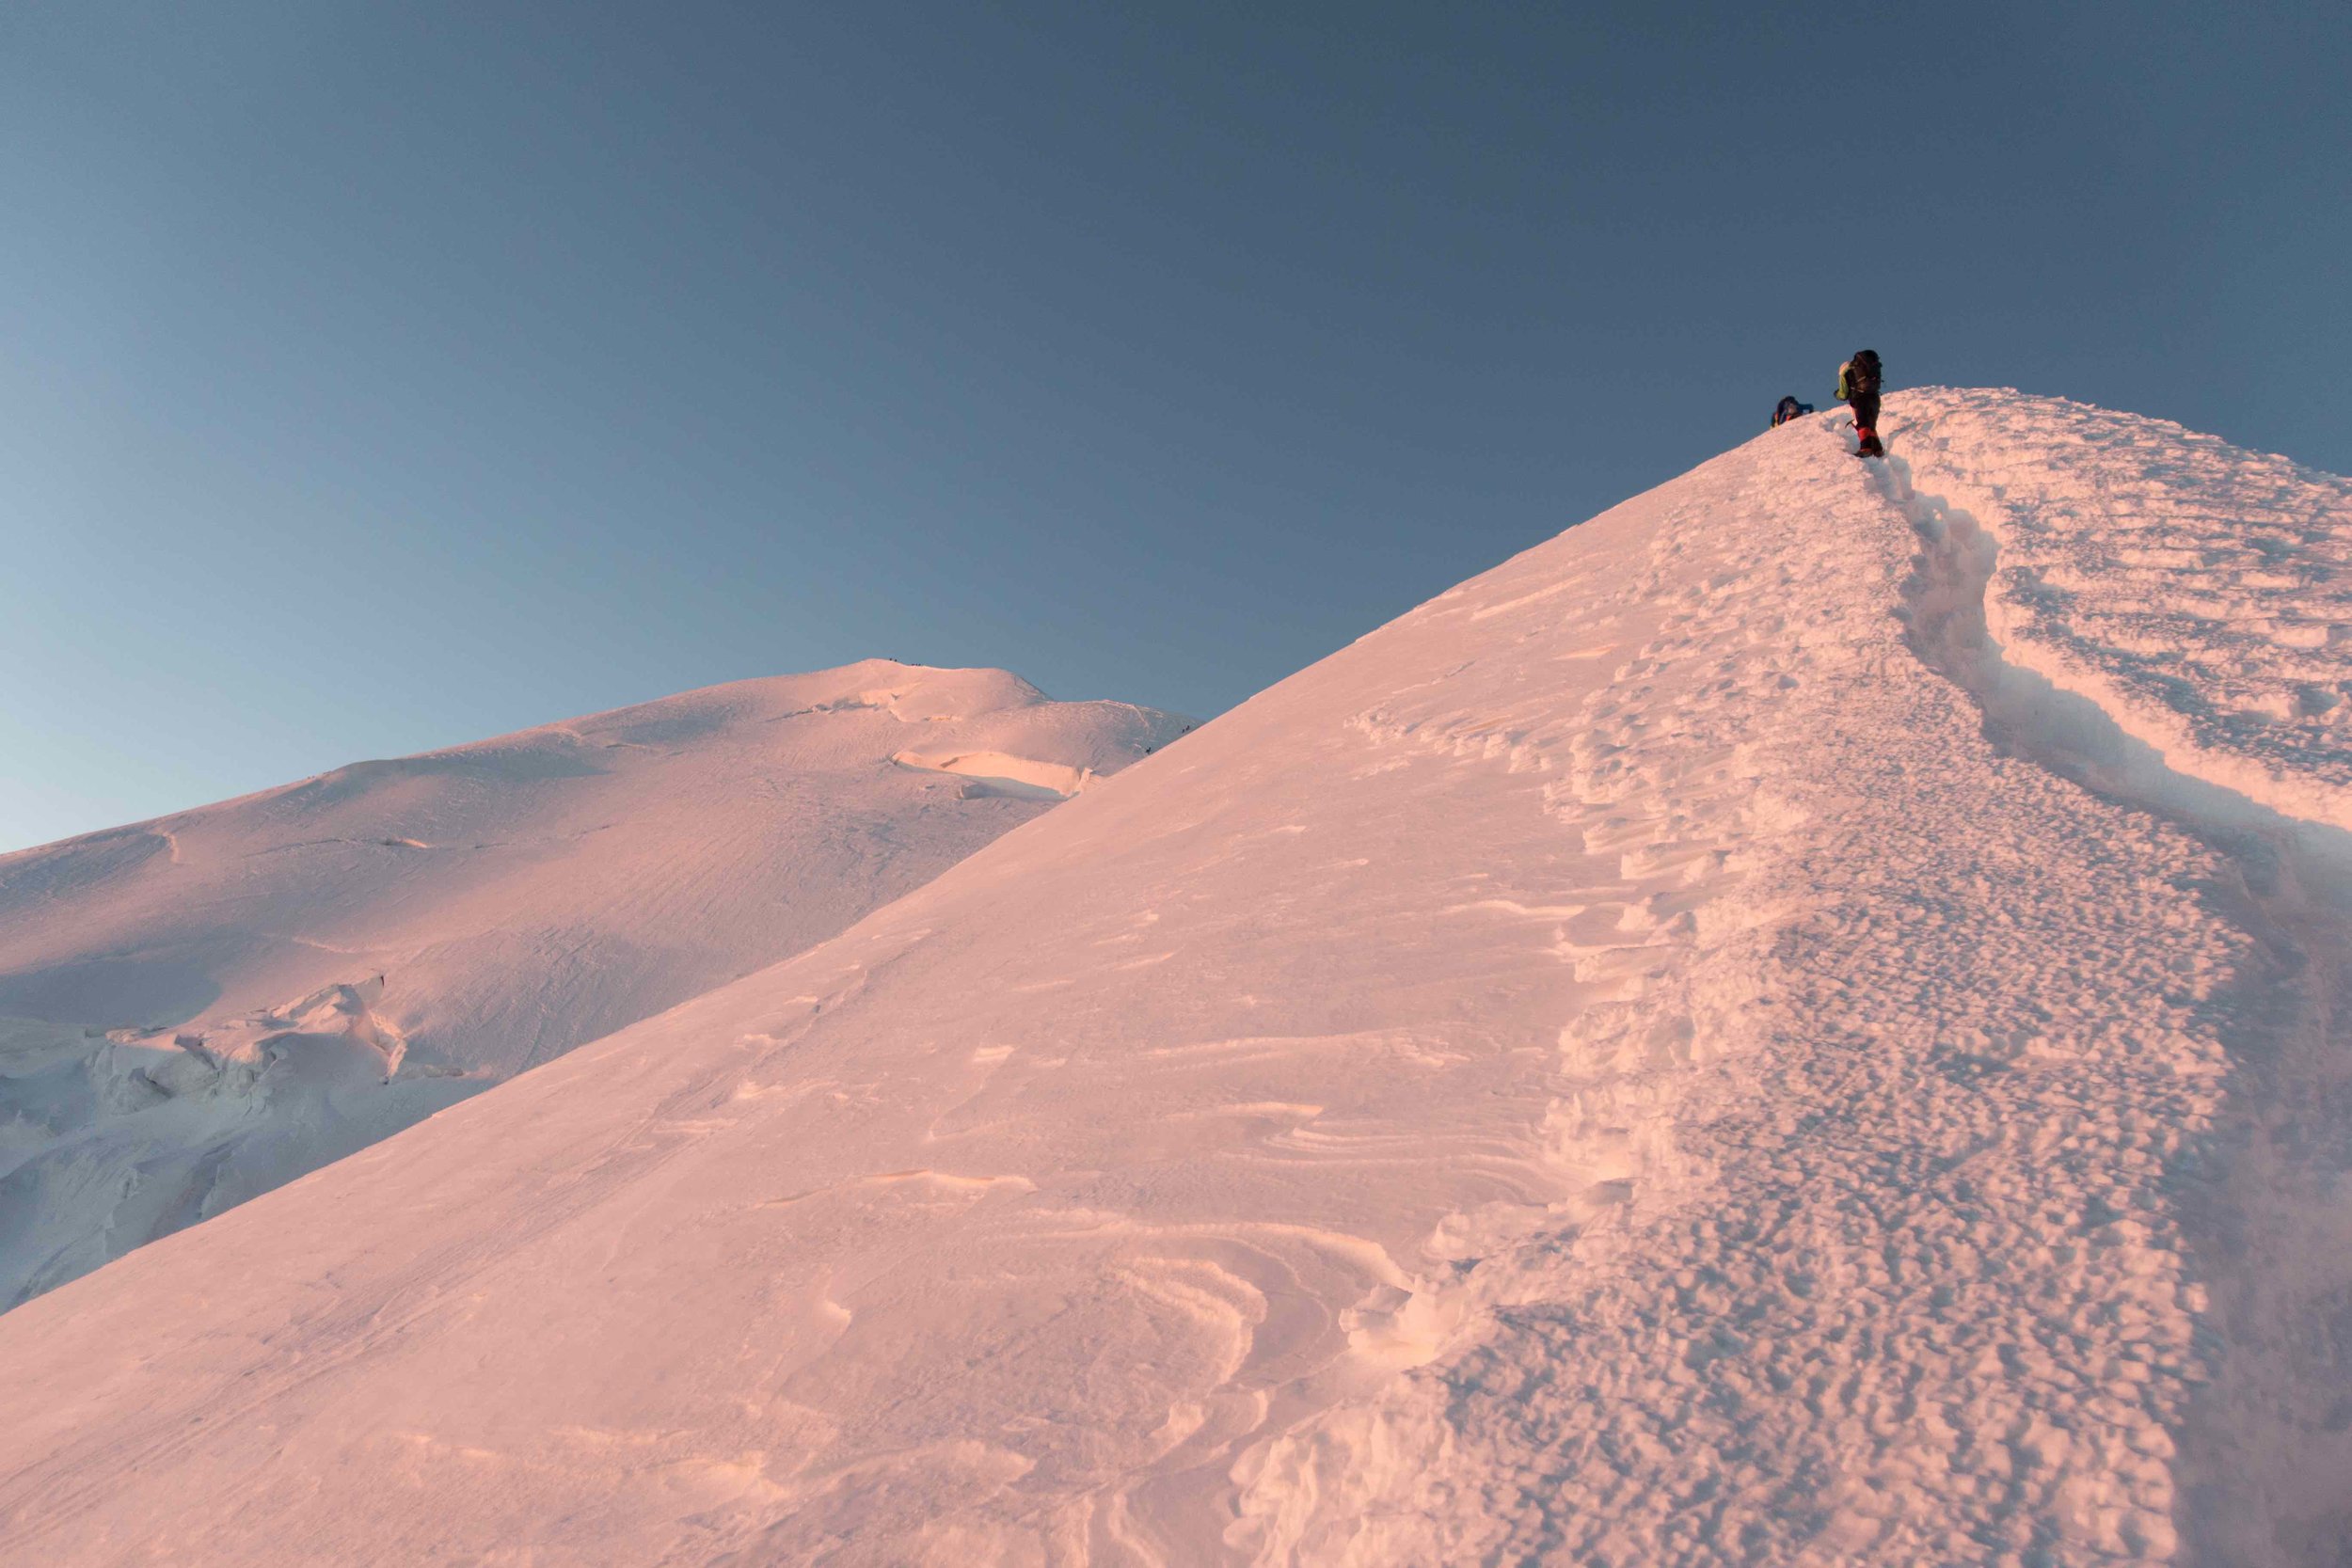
[
  {"xmin": 1838, "ymin": 350, "xmax": 1883, "ymax": 457},
  {"xmin": 1771, "ymin": 395, "xmax": 1812, "ymax": 429}
]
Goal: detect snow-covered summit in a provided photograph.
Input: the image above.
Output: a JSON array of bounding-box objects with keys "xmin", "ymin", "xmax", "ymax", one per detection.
[
  {"xmin": 3, "ymin": 397, "xmax": 2347, "ymax": 1564},
  {"xmin": 0, "ymin": 659, "xmax": 1188, "ymax": 1307}
]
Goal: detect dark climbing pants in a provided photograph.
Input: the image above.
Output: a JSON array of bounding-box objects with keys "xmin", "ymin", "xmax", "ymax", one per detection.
[{"xmin": 1849, "ymin": 391, "xmax": 1881, "ymax": 445}]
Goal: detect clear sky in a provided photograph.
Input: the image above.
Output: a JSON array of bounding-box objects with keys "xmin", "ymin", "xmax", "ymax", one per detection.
[{"xmin": 4, "ymin": 2, "xmax": 2346, "ymax": 851}]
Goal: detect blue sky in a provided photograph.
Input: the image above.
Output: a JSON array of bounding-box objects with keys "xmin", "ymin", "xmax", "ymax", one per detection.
[{"xmin": 4, "ymin": 1, "xmax": 2345, "ymax": 850}]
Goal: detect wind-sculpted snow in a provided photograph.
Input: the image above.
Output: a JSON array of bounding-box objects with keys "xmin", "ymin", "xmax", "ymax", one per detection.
[
  {"xmin": 0, "ymin": 661, "xmax": 1186, "ymax": 1307},
  {"xmin": 0, "ymin": 396, "xmax": 2346, "ymax": 1565},
  {"xmin": 1238, "ymin": 410, "xmax": 2261, "ymax": 1564},
  {"xmin": 1895, "ymin": 390, "xmax": 2352, "ymax": 830}
]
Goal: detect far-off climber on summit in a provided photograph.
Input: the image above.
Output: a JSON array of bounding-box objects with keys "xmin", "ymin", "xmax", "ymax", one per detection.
[{"xmin": 1839, "ymin": 349, "xmax": 1884, "ymax": 458}]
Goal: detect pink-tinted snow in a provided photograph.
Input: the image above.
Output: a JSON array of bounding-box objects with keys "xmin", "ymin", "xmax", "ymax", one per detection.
[
  {"xmin": 0, "ymin": 661, "xmax": 1185, "ymax": 1307},
  {"xmin": 0, "ymin": 394, "xmax": 2344, "ymax": 1565}
]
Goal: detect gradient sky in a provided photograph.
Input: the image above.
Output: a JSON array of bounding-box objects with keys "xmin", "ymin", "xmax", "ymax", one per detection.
[{"xmin": 5, "ymin": 2, "xmax": 2346, "ymax": 850}]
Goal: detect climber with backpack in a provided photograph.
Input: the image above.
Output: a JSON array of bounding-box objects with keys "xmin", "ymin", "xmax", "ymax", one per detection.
[
  {"xmin": 1837, "ymin": 350, "xmax": 1883, "ymax": 457},
  {"xmin": 1771, "ymin": 395, "xmax": 1812, "ymax": 428}
]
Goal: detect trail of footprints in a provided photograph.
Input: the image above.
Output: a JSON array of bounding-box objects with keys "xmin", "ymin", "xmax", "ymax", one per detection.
[{"xmin": 1238, "ymin": 416, "xmax": 2252, "ymax": 1564}]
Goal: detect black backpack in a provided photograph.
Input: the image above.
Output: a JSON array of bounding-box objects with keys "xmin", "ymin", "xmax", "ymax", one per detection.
[{"xmin": 1848, "ymin": 349, "xmax": 1882, "ymax": 395}]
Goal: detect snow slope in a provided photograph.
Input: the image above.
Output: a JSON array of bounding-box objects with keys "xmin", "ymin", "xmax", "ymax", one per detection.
[
  {"xmin": 0, "ymin": 661, "xmax": 1187, "ymax": 1307},
  {"xmin": 2, "ymin": 393, "xmax": 2347, "ymax": 1565}
]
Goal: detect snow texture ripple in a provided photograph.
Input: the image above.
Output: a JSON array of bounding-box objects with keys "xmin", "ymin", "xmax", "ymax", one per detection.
[{"xmin": 0, "ymin": 392, "xmax": 2345, "ymax": 1565}]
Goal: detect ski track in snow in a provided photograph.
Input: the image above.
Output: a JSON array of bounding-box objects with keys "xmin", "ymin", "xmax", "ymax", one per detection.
[{"xmin": 0, "ymin": 393, "xmax": 2345, "ymax": 1565}]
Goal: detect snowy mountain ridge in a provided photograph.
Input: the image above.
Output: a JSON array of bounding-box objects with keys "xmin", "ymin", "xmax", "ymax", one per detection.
[
  {"xmin": 1, "ymin": 391, "xmax": 2347, "ymax": 1565},
  {"xmin": 1893, "ymin": 394, "xmax": 2352, "ymax": 828},
  {"xmin": 0, "ymin": 659, "xmax": 1188, "ymax": 1308}
]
